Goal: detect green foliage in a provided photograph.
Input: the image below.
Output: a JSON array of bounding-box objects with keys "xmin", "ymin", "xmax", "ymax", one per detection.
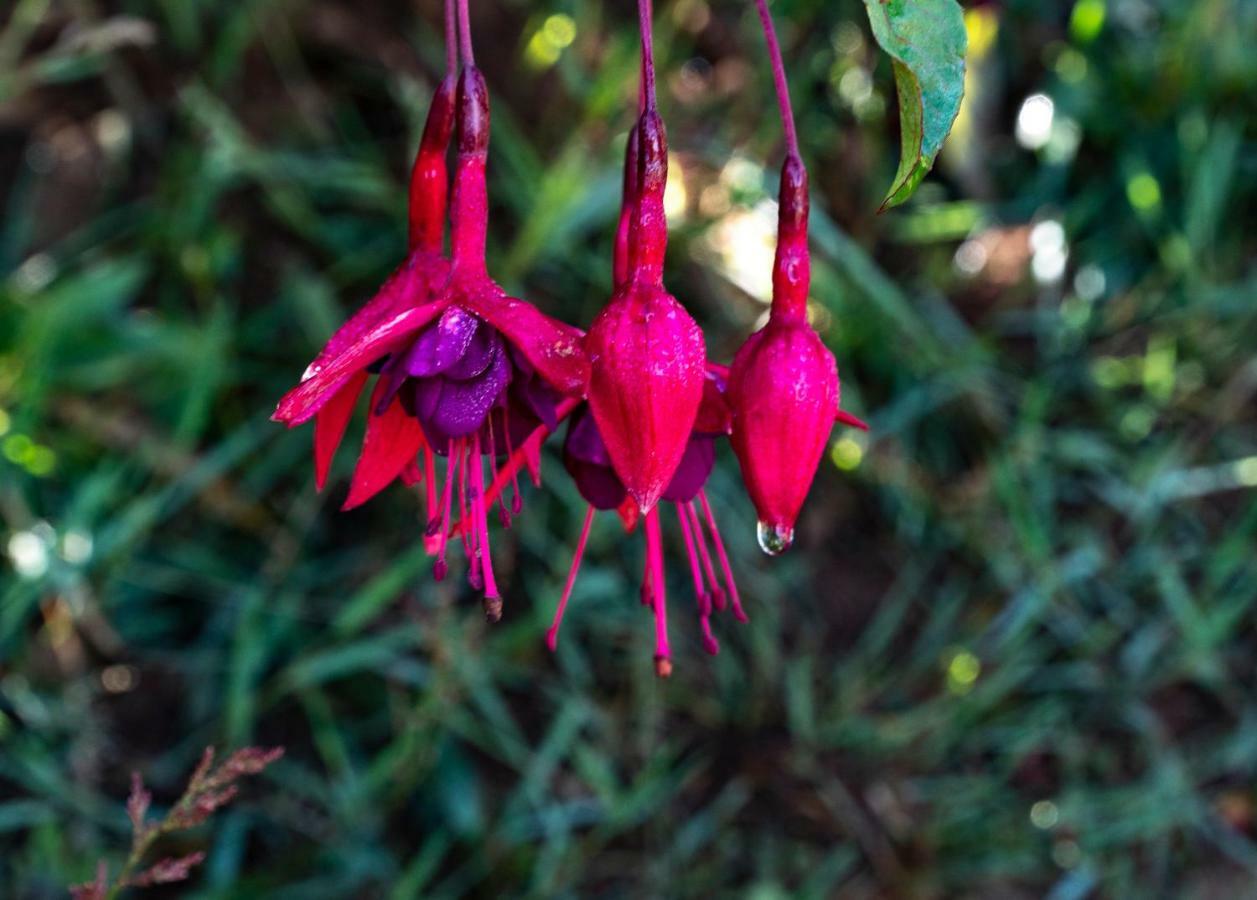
[
  {"xmin": 862, "ymin": 0, "xmax": 966, "ymax": 210},
  {"xmin": 2, "ymin": 0, "xmax": 1257, "ymax": 897}
]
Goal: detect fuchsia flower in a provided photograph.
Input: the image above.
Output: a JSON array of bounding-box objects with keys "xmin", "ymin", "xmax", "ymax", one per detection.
[
  {"xmin": 547, "ymin": 35, "xmax": 745, "ymax": 676},
  {"xmin": 584, "ymin": 75, "xmax": 706, "ymax": 517},
  {"xmin": 728, "ymin": 0, "xmax": 867, "ymax": 556},
  {"xmin": 727, "ymin": 157, "xmax": 867, "ymax": 554},
  {"xmin": 273, "ymin": 9, "xmax": 587, "ymax": 620}
]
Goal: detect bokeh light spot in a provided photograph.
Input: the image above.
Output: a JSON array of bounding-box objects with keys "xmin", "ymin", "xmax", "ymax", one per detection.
[
  {"xmin": 1030, "ymin": 800, "xmax": 1060, "ymax": 829},
  {"xmin": 1070, "ymin": 0, "xmax": 1106, "ymax": 43},
  {"xmin": 831, "ymin": 437, "xmax": 863, "ymax": 471},
  {"xmin": 1126, "ymin": 172, "xmax": 1161, "ymax": 211},
  {"xmin": 1015, "ymin": 94, "xmax": 1055, "ymax": 150},
  {"xmin": 946, "ymin": 650, "xmax": 981, "ymax": 694}
]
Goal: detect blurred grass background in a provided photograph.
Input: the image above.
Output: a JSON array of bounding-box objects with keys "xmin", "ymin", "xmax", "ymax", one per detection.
[{"xmin": 2, "ymin": 0, "xmax": 1256, "ymax": 896}]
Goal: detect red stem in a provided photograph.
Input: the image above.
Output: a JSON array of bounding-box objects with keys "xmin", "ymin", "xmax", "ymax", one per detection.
[
  {"xmin": 458, "ymin": 0, "xmax": 475, "ymax": 67},
  {"xmin": 444, "ymin": 0, "xmax": 457, "ymax": 74},
  {"xmin": 753, "ymin": 0, "xmax": 799, "ymax": 160},
  {"xmin": 637, "ymin": 0, "xmax": 656, "ymax": 110}
]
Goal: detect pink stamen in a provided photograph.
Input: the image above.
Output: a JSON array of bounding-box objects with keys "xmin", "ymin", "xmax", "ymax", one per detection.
[
  {"xmin": 434, "ymin": 439, "xmax": 457, "ymax": 581},
  {"xmin": 640, "ymin": 552, "xmax": 654, "ymax": 607},
  {"xmin": 548, "ymin": 505, "xmax": 594, "ymax": 652},
  {"xmin": 502, "ymin": 408, "xmax": 523, "ymax": 515},
  {"xmin": 472, "ymin": 433, "xmax": 501, "ymax": 619},
  {"xmin": 675, "ymin": 503, "xmax": 719, "ymax": 655},
  {"xmin": 487, "ymin": 413, "xmax": 510, "ymax": 528},
  {"xmin": 457, "ymin": 439, "xmax": 472, "ymax": 558},
  {"xmin": 686, "ymin": 500, "xmax": 724, "ymax": 612},
  {"xmin": 700, "ymin": 490, "xmax": 746, "ymax": 623},
  {"xmin": 457, "ymin": 441, "xmax": 482, "ymax": 592},
  {"xmin": 645, "ymin": 508, "xmax": 671, "ymax": 676},
  {"xmin": 444, "ymin": 397, "xmax": 580, "ymax": 539},
  {"xmin": 424, "ymin": 447, "xmax": 438, "ymax": 534}
]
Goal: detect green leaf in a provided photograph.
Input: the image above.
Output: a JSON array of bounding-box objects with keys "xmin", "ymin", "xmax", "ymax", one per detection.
[{"xmin": 863, "ymin": 0, "xmax": 967, "ymax": 210}]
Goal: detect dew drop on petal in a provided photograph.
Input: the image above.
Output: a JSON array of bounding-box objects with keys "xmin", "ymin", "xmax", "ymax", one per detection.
[{"xmin": 756, "ymin": 520, "xmax": 794, "ymax": 556}]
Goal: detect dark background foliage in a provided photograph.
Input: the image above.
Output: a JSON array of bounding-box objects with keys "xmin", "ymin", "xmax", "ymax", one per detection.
[{"xmin": 2, "ymin": 0, "xmax": 1256, "ymax": 896}]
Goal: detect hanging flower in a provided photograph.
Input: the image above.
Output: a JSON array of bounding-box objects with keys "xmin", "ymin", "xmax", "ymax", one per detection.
[
  {"xmin": 273, "ymin": 57, "xmax": 588, "ymax": 619},
  {"xmin": 583, "ymin": 0, "xmax": 708, "ymax": 516},
  {"xmin": 728, "ymin": 2, "xmax": 867, "ymax": 555}
]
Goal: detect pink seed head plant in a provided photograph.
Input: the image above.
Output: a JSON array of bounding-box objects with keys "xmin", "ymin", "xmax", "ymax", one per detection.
[{"xmin": 71, "ymin": 746, "xmax": 283, "ymax": 900}]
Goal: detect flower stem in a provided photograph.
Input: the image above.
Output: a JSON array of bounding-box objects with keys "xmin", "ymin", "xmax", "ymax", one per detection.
[
  {"xmin": 752, "ymin": 0, "xmax": 799, "ymax": 160},
  {"xmin": 457, "ymin": 0, "xmax": 475, "ymax": 67},
  {"xmin": 444, "ymin": 0, "xmax": 457, "ymax": 74},
  {"xmin": 637, "ymin": 0, "xmax": 656, "ymax": 110}
]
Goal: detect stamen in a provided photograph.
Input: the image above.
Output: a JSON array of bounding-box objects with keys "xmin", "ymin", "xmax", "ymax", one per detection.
[
  {"xmin": 434, "ymin": 438, "xmax": 458, "ymax": 581},
  {"xmin": 502, "ymin": 407, "xmax": 523, "ymax": 515},
  {"xmin": 700, "ymin": 490, "xmax": 746, "ymax": 623},
  {"xmin": 457, "ymin": 439, "xmax": 473, "ymax": 559},
  {"xmin": 675, "ymin": 503, "xmax": 719, "ymax": 655},
  {"xmin": 471, "ymin": 432, "xmax": 501, "ymax": 620},
  {"xmin": 686, "ymin": 501, "xmax": 724, "ymax": 612},
  {"xmin": 640, "ymin": 552, "xmax": 653, "ymax": 607},
  {"xmin": 424, "ymin": 447, "xmax": 438, "ymax": 534},
  {"xmin": 547, "ymin": 505, "xmax": 594, "ymax": 652},
  {"xmin": 487, "ymin": 412, "xmax": 510, "ymax": 528},
  {"xmin": 645, "ymin": 508, "xmax": 671, "ymax": 677}
]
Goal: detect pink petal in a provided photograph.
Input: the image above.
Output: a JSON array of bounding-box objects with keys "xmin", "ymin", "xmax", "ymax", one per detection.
[
  {"xmin": 314, "ymin": 370, "xmax": 368, "ymax": 491},
  {"xmin": 315, "ymin": 251, "xmax": 447, "ymax": 369},
  {"xmin": 400, "ymin": 460, "xmax": 424, "ymax": 486},
  {"xmin": 460, "ymin": 287, "xmax": 589, "ymax": 396},
  {"xmin": 836, "ymin": 408, "xmax": 869, "ymax": 431},
  {"xmin": 341, "ymin": 381, "xmax": 429, "ymax": 511},
  {"xmin": 274, "ymin": 301, "xmax": 449, "ymax": 426}
]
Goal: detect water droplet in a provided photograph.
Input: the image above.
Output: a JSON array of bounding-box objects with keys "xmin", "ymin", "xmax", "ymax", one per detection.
[{"xmin": 756, "ymin": 520, "xmax": 794, "ymax": 556}]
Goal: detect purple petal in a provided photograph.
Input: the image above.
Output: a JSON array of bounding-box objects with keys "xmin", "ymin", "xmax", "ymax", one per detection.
[
  {"xmin": 373, "ymin": 355, "xmax": 410, "ymax": 415},
  {"xmin": 562, "ymin": 409, "xmax": 626, "ymax": 509},
  {"xmin": 565, "ymin": 458, "xmax": 627, "ymax": 510},
  {"xmin": 427, "ymin": 342, "xmax": 512, "ymax": 437},
  {"xmin": 410, "ymin": 377, "xmax": 442, "ymax": 422},
  {"xmin": 445, "ymin": 327, "xmax": 501, "ymax": 381},
  {"xmin": 661, "ymin": 436, "xmax": 715, "ymax": 503},
  {"xmin": 564, "ymin": 407, "xmax": 614, "ymax": 466},
  {"xmin": 403, "ymin": 306, "xmax": 480, "ymax": 377},
  {"xmin": 514, "ymin": 373, "xmax": 560, "ymax": 432}
]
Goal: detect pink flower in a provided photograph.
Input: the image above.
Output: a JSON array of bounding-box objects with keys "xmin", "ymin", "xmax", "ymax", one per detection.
[
  {"xmin": 544, "ymin": 87, "xmax": 743, "ymax": 676},
  {"xmin": 728, "ymin": 157, "xmax": 866, "ymax": 554},
  {"xmin": 726, "ymin": 0, "xmax": 866, "ymax": 554},
  {"xmin": 273, "ymin": 64, "xmax": 587, "ymax": 618},
  {"xmin": 585, "ymin": 110, "xmax": 706, "ymax": 516}
]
